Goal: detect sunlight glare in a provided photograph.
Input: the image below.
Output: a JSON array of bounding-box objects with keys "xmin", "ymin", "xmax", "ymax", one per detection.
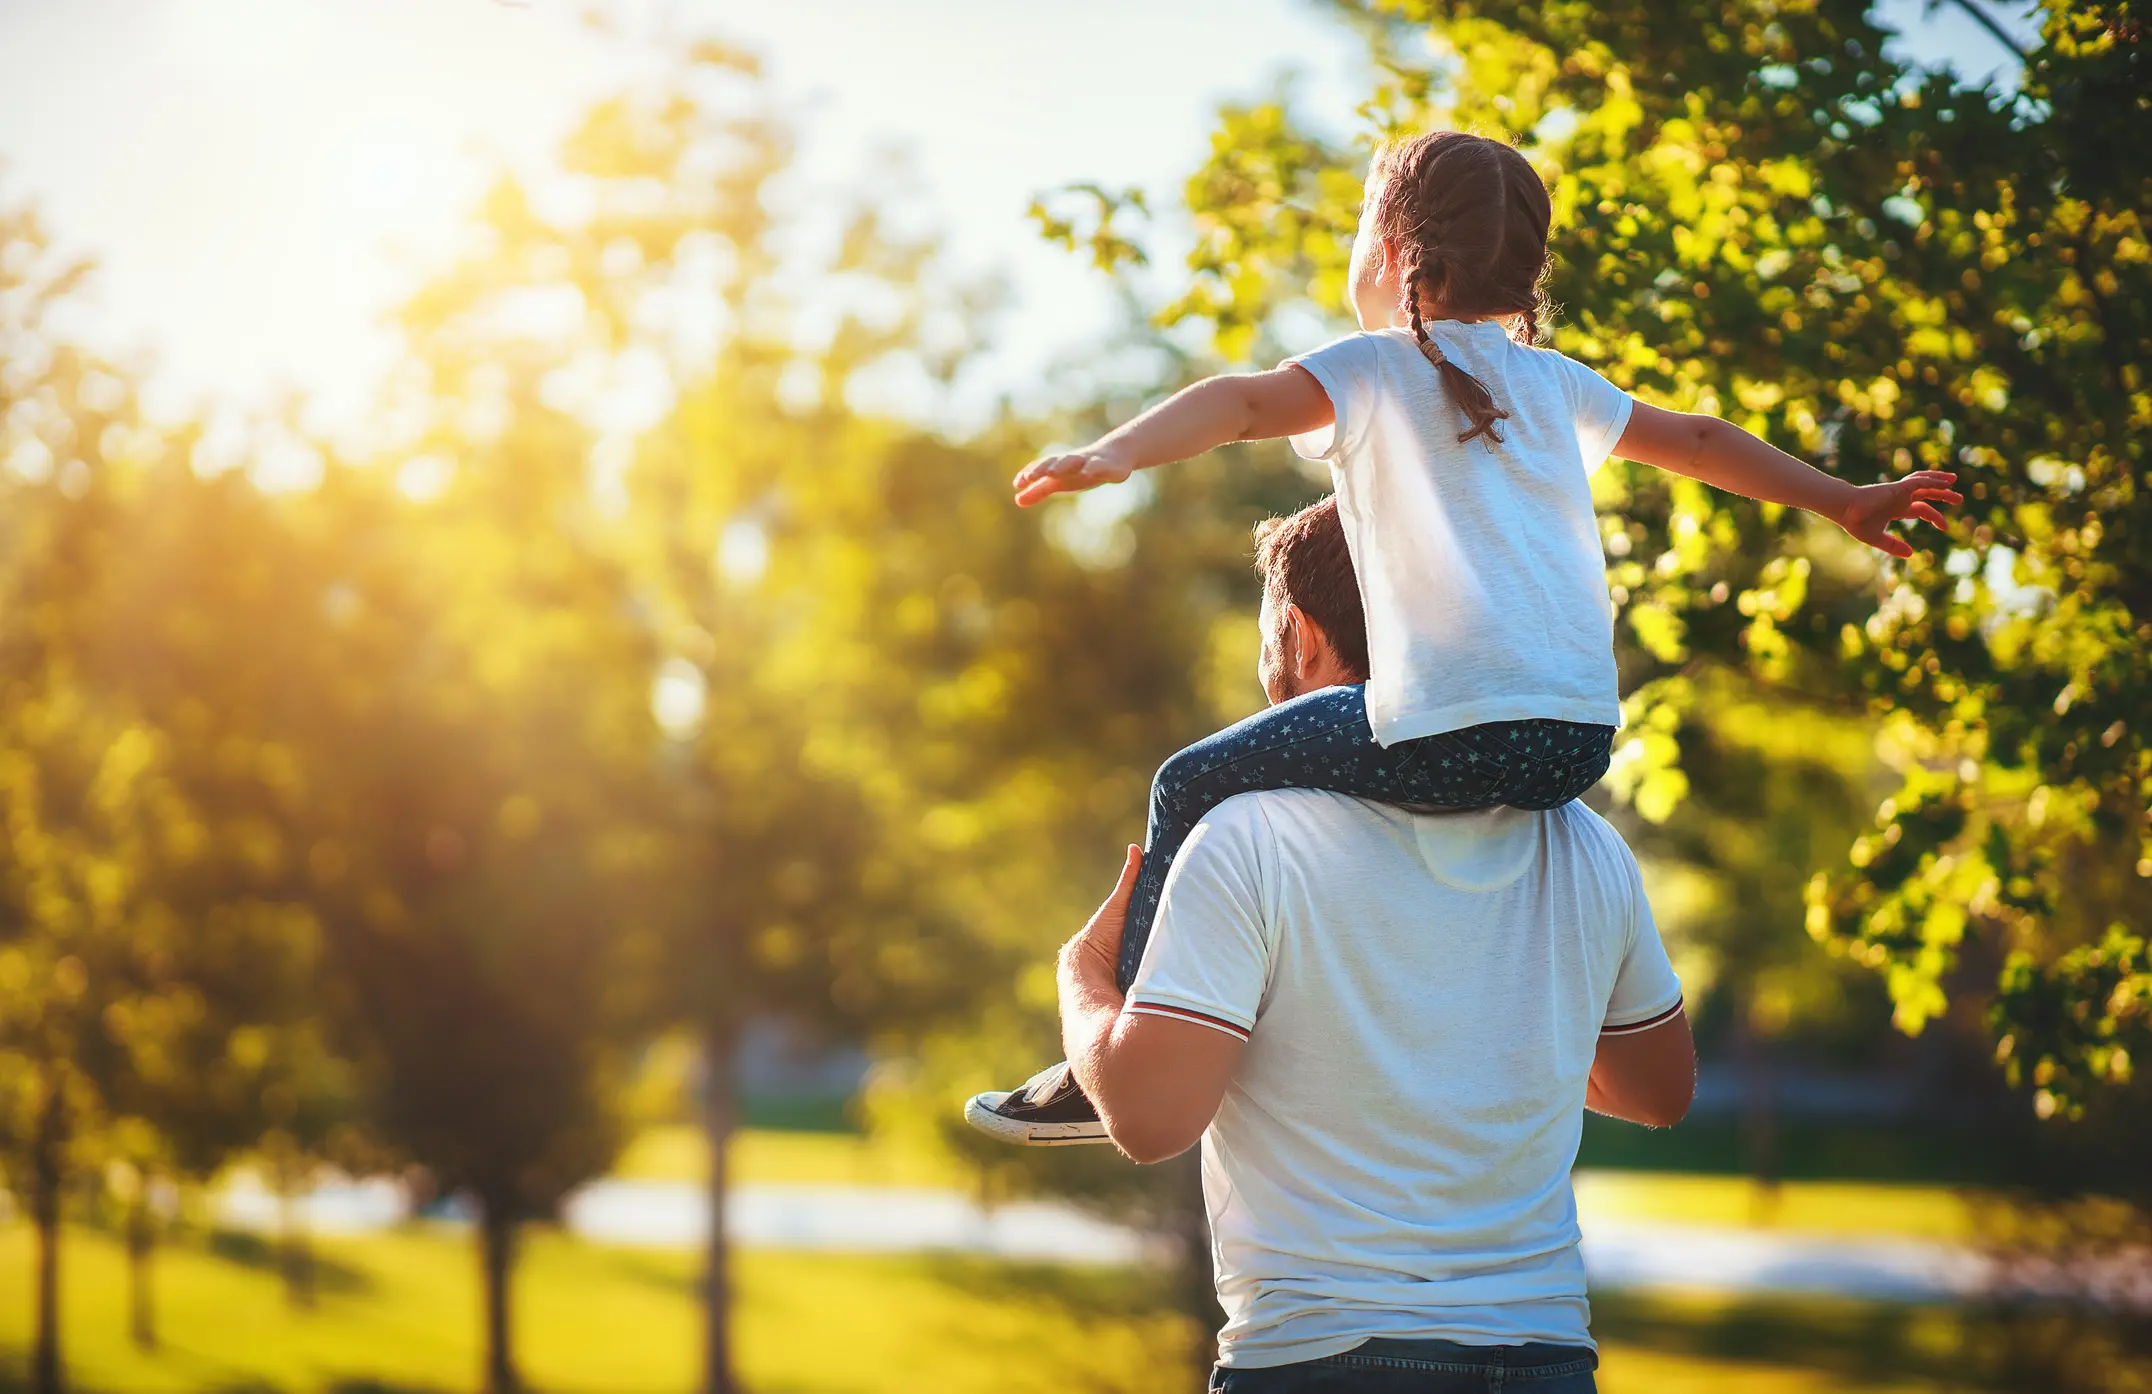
[
  {"xmin": 6, "ymin": 438, "xmax": 55, "ymax": 487},
  {"xmin": 160, "ymin": 0, "xmax": 332, "ymax": 74},
  {"xmin": 715, "ymin": 518, "xmax": 770, "ymax": 588},
  {"xmin": 252, "ymin": 428, "xmax": 325, "ymax": 494},
  {"xmin": 651, "ymin": 657, "xmax": 707, "ymax": 740},
  {"xmin": 397, "ymin": 453, "xmax": 454, "ymax": 503}
]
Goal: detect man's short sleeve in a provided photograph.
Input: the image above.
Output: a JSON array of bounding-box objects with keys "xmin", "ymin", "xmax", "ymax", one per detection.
[
  {"xmin": 1550, "ymin": 352, "xmax": 1635, "ymax": 475},
  {"xmin": 1602, "ymin": 860, "xmax": 1683, "ymax": 1034},
  {"xmin": 1282, "ymin": 333, "xmax": 1382, "ymax": 466},
  {"xmin": 1125, "ymin": 796, "xmax": 1277, "ymax": 1042}
]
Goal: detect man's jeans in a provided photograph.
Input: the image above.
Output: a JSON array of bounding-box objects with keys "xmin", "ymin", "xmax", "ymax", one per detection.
[{"xmin": 1209, "ymin": 1339, "xmax": 1599, "ymax": 1393}]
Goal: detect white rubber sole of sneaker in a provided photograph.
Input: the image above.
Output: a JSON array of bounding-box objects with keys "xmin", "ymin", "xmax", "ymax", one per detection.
[{"xmin": 962, "ymin": 1093, "xmax": 1112, "ymax": 1147}]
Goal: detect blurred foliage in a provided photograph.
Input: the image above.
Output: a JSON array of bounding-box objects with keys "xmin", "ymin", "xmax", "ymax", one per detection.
[
  {"xmin": 1058, "ymin": 0, "xmax": 2150, "ymax": 1122},
  {"xmin": 0, "ymin": 21, "xmax": 1308, "ymax": 1389}
]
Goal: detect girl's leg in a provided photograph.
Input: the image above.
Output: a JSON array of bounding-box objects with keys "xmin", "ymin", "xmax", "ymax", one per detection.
[
  {"xmin": 1114, "ymin": 701, "xmax": 1618, "ymax": 991},
  {"xmin": 1117, "ymin": 685, "xmax": 1378, "ymax": 988},
  {"xmin": 1117, "ymin": 684, "xmax": 1486, "ymax": 990},
  {"xmin": 1473, "ymin": 719, "xmax": 1617, "ymax": 811},
  {"xmin": 963, "ymin": 700, "xmax": 1617, "ymax": 1146}
]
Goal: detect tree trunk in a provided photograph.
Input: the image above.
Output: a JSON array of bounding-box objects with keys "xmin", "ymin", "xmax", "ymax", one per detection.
[
  {"xmin": 1735, "ymin": 1006, "xmax": 1781, "ymax": 1225},
  {"xmin": 478, "ymin": 1199, "xmax": 520, "ymax": 1394},
  {"xmin": 31, "ymin": 1067, "xmax": 64, "ymax": 1394},
  {"xmin": 275, "ymin": 1159, "xmax": 316, "ymax": 1309},
  {"xmin": 701, "ymin": 1013, "xmax": 740, "ymax": 1394},
  {"xmin": 126, "ymin": 1180, "xmax": 156, "ymax": 1350}
]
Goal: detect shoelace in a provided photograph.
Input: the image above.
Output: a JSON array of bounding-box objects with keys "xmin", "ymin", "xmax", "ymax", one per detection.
[{"xmin": 1018, "ymin": 1062, "xmax": 1070, "ymax": 1105}]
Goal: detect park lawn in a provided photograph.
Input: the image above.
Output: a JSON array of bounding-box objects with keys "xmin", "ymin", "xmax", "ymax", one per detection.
[
  {"xmin": 616, "ymin": 1124, "xmax": 973, "ymax": 1191},
  {"xmin": 0, "ymin": 1220, "xmax": 1188, "ymax": 1393},
  {"xmin": 0, "ymin": 1219, "xmax": 1986, "ymax": 1394},
  {"xmin": 1571, "ymin": 1170, "xmax": 1981, "ymax": 1244}
]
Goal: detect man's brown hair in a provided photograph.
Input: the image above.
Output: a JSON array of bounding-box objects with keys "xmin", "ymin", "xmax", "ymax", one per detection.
[{"xmin": 1253, "ymin": 496, "xmax": 1369, "ymax": 681}]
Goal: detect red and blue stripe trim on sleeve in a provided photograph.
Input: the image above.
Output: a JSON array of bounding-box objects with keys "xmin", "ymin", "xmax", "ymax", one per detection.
[
  {"xmin": 1127, "ymin": 999, "xmax": 1253, "ymax": 1042},
  {"xmin": 1600, "ymin": 998, "xmax": 1685, "ymax": 1036}
]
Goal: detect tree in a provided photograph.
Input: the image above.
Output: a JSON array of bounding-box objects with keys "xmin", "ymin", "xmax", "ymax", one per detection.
[
  {"xmin": 0, "ymin": 194, "xmax": 202, "ymax": 1392},
  {"xmin": 375, "ymin": 23, "xmax": 1318, "ymax": 1385},
  {"xmin": 282, "ymin": 454, "xmax": 656, "ymax": 1394},
  {"xmin": 1052, "ymin": 0, "xmax": 2148, "ymax": 1126},
  {"xmin": 379, "ymin": 34, "xmax": 1093, "ymax": 1388},
  {"xmin": 81, "ymin": 460, "xmax": 363, "ymax": 1344},
  {"xmin": 0, "ymin": 194, "xmax": 368, "ymax": 1376}
]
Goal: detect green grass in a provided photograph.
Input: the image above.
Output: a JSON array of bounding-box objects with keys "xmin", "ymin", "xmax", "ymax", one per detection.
[
  {"xmin": 0, "ymin": 1219, "xmax": 2013, "ymax": 1394},
  {"xmin": 1592, "ymin": 1291, "xmax": 1997, "ymax": 1394},
  {"xmin": 0, "ymin": 1144, "xmax": 2047, "ymax": 1392},
  {"xmin": 3, "ymin": 1216, "xmax": 2085, "ymax": 1393},
  {"xmin": 615, "ymin": 1125, "xmax": 973, "ymax": 1191},
  {"xmin": 1573, "ymin": 1170, "xmax": 1981, "ymax": 1244},
  {"xmin": 0, "ymin": 1221, "xmax": 1191, "ymax": 1393}
]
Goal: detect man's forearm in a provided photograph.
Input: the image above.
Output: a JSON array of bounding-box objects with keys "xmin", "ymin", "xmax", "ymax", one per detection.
[{"xmin": 1057, "ymin": 945, "xmax": 1126, "ymax": 1102}]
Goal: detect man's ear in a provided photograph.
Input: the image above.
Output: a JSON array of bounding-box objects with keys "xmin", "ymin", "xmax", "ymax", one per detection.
[{"xmin": 1285, "ymin": 603, "xmax": 1334, "ymax": 680}]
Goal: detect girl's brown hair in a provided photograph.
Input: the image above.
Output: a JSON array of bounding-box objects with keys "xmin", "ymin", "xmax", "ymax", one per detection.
[{"xmin": 1370, "ymin": 131, "xmax": 1554, "ymax": 444}]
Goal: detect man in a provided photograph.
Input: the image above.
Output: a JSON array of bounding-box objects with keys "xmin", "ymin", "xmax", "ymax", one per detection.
[{"xmin": 1052, "ymin": 497, "xmax": 1693, "ymax": 1392}]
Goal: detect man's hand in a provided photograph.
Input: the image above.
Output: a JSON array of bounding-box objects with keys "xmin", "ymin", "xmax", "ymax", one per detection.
[
  {"xmin": 1013, "ymin": 444, "xmax": 1135, "ymax": 508},
  {"xmin": 1059, "ymin": 844, "xmax": 1142, "ymax": 991},
  {"xmin": 1057, "ymin": 841, "xmax": 1243, "ymax": 1164},
  {"xmin": 1835, "ymin": 470, "xmax": 1963, "ymax": 558}
]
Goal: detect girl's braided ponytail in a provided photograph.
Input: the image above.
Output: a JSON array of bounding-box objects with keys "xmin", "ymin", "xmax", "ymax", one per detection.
[
  {"xmin": 1372, "ymin": 132, "xmax": 1555, "ymax": 446},
  {"xmin": 1407, "ymin": 275, "xmax": 1510, "ymax": 444}
]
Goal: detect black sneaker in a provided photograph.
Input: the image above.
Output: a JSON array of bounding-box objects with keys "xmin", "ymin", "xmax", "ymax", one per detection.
[{"xmin": 963, "ymin": 1061, "xmax": 1110, "ymax": 1146}]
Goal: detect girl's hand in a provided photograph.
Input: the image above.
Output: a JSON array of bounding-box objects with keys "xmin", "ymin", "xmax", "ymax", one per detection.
[
  {"xmin": 1835, "ymin": 470, "xmax": 1963, "ymax": 558},
  {"xmin": 1012, "ymin": 444, "xmax": 1134, "ymax": 508}
]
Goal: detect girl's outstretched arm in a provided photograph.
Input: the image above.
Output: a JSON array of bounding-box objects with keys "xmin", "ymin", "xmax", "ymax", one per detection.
[
  {"xmin": 1615, "ymin": 401, "xmax": 1963, "ymax": 558},
  {"xmin": 1013, "ymin": 366, "xmax": 1333, "ymax": 508}
]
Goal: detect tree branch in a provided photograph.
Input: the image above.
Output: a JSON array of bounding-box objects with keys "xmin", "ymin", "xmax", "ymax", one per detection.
[{"xmin": 1935, "ymin": 0, "xmax": 2032, "ymax": 64}]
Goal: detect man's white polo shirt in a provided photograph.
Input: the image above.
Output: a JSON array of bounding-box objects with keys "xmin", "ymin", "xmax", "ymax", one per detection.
[{"xmin": 1126, "ymin": 791, "xmax": 1681, "ymax": 1369}]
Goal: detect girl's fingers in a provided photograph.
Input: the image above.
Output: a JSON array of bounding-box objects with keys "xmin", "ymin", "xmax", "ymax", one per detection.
[
  {"xmin": 1013, "ymin": 452, "xmax": 1116, "ymax": 505},
  {"xmin": 1014, "ymin": 473, "xmax": 1061, "ymax": 506},
  {"xmin": 1878, "ymin": 533, "xmax": 1914, "ymax": 559},
  {"xmin": 1014, "ymin": 453, "xmax": 1087, "ymax": 490},
  {"xmin": 1913, "ymin": 488, "xmax": 1964, "ymax": 506},
  {"xmin": 1016, "ymin": 468, "xmax": 1106, "ymax": 507},
  {"xmin": 1909, "ymin": 503, "xmax": 1948, "ymax": 527}
]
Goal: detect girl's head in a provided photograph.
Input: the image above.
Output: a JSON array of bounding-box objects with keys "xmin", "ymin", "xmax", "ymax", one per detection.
[{"xmin": 1348, "ymin": 131, "xmax": 1553, "ymax": 443}]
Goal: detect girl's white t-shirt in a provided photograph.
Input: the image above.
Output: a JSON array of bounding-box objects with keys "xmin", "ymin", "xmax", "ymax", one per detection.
[{"xmin": 1287, "ymin": 321, "xmax": 1632, "ymax": 746}]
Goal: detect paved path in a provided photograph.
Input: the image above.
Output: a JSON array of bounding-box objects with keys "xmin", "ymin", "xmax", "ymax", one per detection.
[
  {"xmin": 217, "ymin": 1171, "xmax": 1999, "ymax": 1302},
  {"xmin": 1578, "ymin": 1219, "xmax": 1987, "ymax": 1302}
]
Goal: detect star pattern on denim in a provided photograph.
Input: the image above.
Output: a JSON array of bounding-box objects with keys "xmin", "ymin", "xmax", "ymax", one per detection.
[{"xmin": 1113, "ymin": 685, "xmax": 1616, "ymax": 990}]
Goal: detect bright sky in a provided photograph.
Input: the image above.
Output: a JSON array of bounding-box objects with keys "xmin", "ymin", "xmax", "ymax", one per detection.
[{"xmin": 0, "ymin": 0, "xmax": 2036, "ymax": 434}]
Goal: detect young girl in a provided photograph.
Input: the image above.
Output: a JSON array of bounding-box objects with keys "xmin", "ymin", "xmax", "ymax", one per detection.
[{"xmin": 966, "ymin": 130, "xmax": 1958, "ymax": 1146}]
